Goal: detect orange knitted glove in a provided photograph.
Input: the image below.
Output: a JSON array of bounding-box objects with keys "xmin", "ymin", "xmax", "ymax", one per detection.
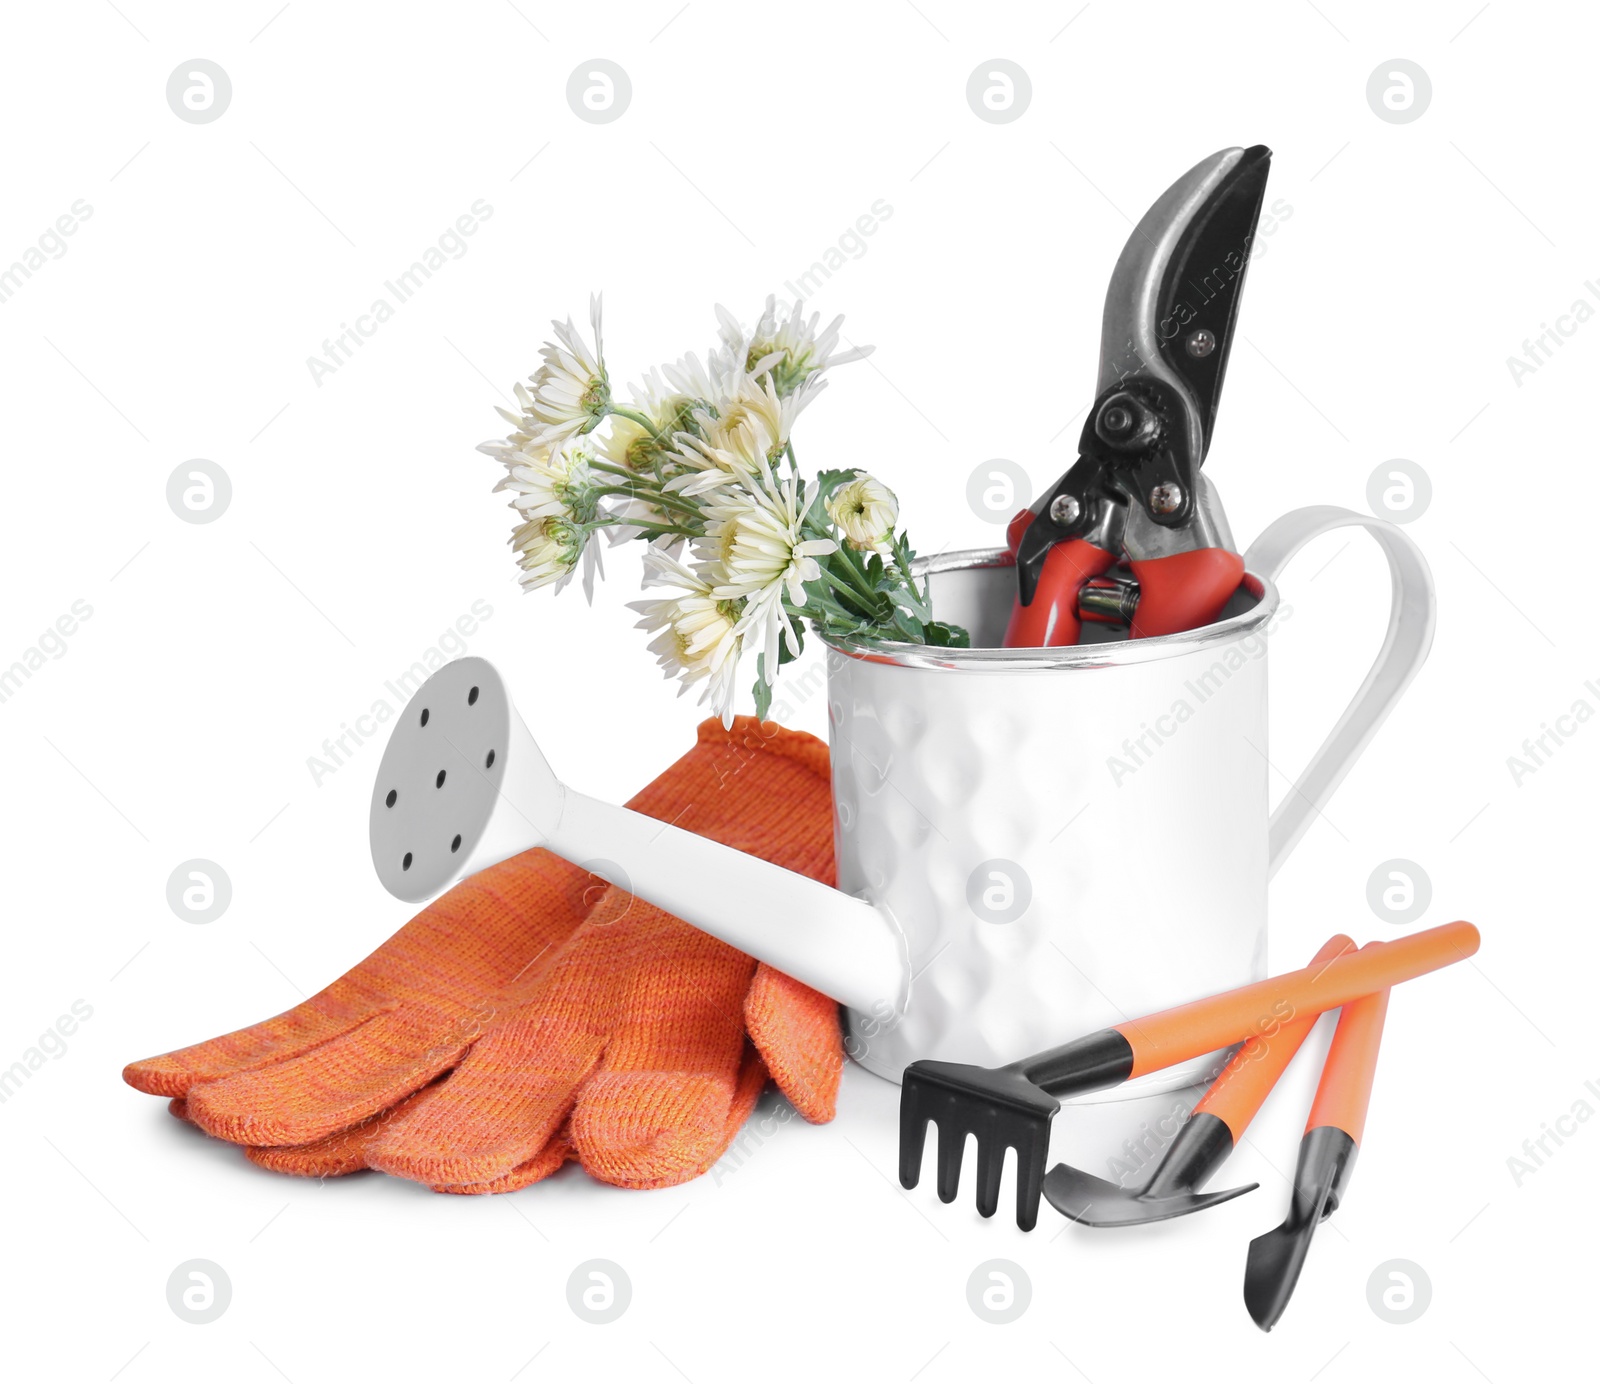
[
  {"xmin": 142, "ymin": 718, "xmax": 845, "ymax": 1191},
  {"xmin": 236, "ymin": 933, "xmax": 840, "ymax": 1189},
  {"xmin": 123, "ymin": 845, "xmax": 598, "ymax": 1138}
]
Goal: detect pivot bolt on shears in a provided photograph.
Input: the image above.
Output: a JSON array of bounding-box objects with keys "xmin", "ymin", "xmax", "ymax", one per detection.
[{"xmin": 1004, "ymin": 144, "xmax": 1273, "ymax": 647}]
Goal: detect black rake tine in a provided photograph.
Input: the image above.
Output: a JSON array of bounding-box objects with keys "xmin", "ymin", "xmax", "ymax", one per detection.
[
  {"xmin": 975, "ymin": 1135, "xmax": 1005, "ymax": 1219},
  {"xmin": 899, "ymin": 1104, "xmax": 929, "ymax": 1189},
  {"xmin": 935, "ymin": 1121, "xmax": 967, "ymax": 1203},
  {"xmin": 1015, "ymin": 1136, "xmax": 1049, "ymax": 1231}
]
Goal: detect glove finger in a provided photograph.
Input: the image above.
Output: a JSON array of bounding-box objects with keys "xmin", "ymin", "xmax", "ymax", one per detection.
[
  {"xmin": 571, "ymin": 912, "xmax": 756, "ymax": 1188},
  {"xmin": 244, "ymin": 1085, "xmax": 442, "ymax": 1178},
  {"xmin": 247, "ymin": 1130, "xmax": 377, "ymax": 1179},
  {"xmin": 184, "ymin": 999, "xmax": 493, "ymax": 1146},
  {"xmin": 363, "ymin": 1014, "xmax": 600, "ymax": 1186},
  {"xmin": 123, "ymin": 985, "xmax": 388, "ymax": 1098},
  {"xmin": 578, "ymin": 1044, "xmax": 768, "ymax": 1190},
  {"xmin": 428, "ymin": 1131, "xmax": 577, "ymax": 1194},
  {"xmin": 170, "ymin": 1087, "xmax": 403, "ymax": 1179},
  {"xmin": 365, "ymin": 899, "xmax": 637, "ymax": 1187},
  {"xmin": 242, "ymin": 1084, "xmax": 578, "ymax": 1186},
  {"xmin": 123, "ymin": 847, "xmax": 593, "ymax": 1098},
  {"xmin": 744, "ymin": 963, "xmax": 843, "ymax": 1123},
  {"xmin": 635, "ymin": 718, "xmax": 837, "ymax": 887}
]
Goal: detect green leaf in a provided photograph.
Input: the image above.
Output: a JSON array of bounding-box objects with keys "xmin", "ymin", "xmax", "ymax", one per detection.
[
  {"xmin": 778, "ymin": 623, "xmax": 805, "ymax": 666},
  {"xmin": 813, "ymin": 467, "xmax": 859, "ymax": 501},
  {"xmin": 889, "ymin": 606, "xmax": 923, "ymax": 642},
  {"xmin": 922, "ymin": 621, "xmax": 971, "ymax": 648},
  {"xmin": 752, "ymin": 654, "xmax": 773, "ymax": 721}
]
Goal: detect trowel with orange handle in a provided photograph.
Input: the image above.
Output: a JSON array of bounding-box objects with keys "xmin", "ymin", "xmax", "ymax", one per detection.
[
  {"xmin": 1041, "ymin": 934, "xmax": 1357, "ymax": 1227},
  {"xmin": 1244, "ymin": 946, "xmax": 1393, "ymax": 1331},
  {"xmin": 900, "ymin": 920, "xmax": 1475, "ymax": 1231}
]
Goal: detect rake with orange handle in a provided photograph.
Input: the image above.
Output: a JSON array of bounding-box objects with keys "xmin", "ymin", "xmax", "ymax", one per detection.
[
  {"xmin": 1244, "ymin": 947, "xmax": 1392, "ymax": 1330},
  {"xmin": 899, "ymin": 920, "xmax": 1476, "ymax": 1230},
  {"xmin": 1041, "ymin": 934, "xmax": 1357, "ymax": 1227}
]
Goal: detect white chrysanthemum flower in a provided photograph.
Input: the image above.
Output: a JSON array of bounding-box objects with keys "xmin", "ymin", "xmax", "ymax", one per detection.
[
  {"xmin": 508, "ymin": 514, "xmax": 594, "ymax": 595},
  {"xmin": 628, "ymin": 548, "xmax": 745, "ymax": 726},
  {"xmin": 698, "ymin": 371, "xmax": 822, "ymax": 466},
  {"xmin": 826, "ymin": 472, "xmax": 899, "ymax": 553},
  {"xmin": 664, "ymin": 427, "xmax": 768, "ymax": 498},
  {"xmin": 719, "ymin": 296, "xmax": 873, "ymax": 396},
  {"xmin": 666, "ymin": 374, "xmax": 826, "ymax": 499},
  {"xmin": 492, "ymin": 434, "xmax": 598, "ymax": 519},
  {"xmin": 700, "ymin": 475, "xmax": 837, "ymax": 672},
  {"xmin": 660, "ymin": 347, "xmax": 741, "ymax": 412},
  {"xmin": 599, "ymin": 367, "xmax": 695, "ymax": 477},
  {"xmin": 505, "ymin": 294, "xmax": 610, "ymax": 447},
  {"xmin": 599, "ymin": 413, "xmax": 656, "ymax": 477}
]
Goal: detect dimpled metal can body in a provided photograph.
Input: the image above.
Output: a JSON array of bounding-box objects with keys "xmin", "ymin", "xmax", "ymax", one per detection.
[{"xmin": 827, "ymin": 508, "xmax": 1434, "ymax": 1093}]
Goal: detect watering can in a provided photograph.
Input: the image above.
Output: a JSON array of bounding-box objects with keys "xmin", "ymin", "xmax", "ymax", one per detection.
[{"xmin": 367, "ymin": 506, "xmax": 1433, "ymax": 1094}]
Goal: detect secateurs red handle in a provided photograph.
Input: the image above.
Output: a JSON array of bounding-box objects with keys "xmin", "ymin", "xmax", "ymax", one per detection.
[
  {"xmin": 1245, "ymin": 945, "xmax": 1393, "ymax": 1330},
  {"xmin": 1001, "ymin": 509, "xmax": 1114, "ymax": 646},
  {"xmin": 1124, "ymin": 549, "xmax": 1246, "ymax": 639},
  {"xmin": 1003, "ymin": 534, "xmax": 1243, "ymax": 645}
]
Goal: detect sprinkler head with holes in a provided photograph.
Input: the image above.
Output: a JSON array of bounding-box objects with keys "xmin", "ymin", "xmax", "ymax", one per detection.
[{"xmin": 369, "ymin": 656, "xmax": 559, "ymax": 904}]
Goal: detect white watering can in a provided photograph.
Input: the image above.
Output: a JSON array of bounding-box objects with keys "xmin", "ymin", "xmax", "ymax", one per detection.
[{"xmin": 369, "ymin": 506, "xmax": 1432, "ymax": 1092}]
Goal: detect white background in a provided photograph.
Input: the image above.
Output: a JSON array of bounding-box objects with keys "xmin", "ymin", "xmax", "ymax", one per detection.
[{"xmin": 0, "ymin": 0, "xmax": 1591, "ymax": 1378}]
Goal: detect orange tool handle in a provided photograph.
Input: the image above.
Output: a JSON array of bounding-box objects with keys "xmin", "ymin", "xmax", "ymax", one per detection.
[
  {"xmin": 1115, "ymin": 920, "xmax": 1477, "ymax": 1079},
  {"xmin": 1305, "ymin": 946, "xmax": 1391, "ymax": 1145},
  {"xmin": 1192, "ymin": 934, "xmax": 1355, "ymax": 1139},
  {"xmin": 1127, "ymin": 549, "xmax": 1245, "ymax": 638},
  {"xmin": 1003, "ymin": 535, "xmax": 1115, "ymax": 647}
]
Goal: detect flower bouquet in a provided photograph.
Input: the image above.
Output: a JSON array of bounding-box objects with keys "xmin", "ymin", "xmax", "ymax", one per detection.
[{"xmin": 479, "ymin": 296, "xmax": 969, "ymax": 722}]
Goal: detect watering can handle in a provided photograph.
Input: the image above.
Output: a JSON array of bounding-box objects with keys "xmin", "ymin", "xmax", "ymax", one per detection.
[{"xmin": 1243, "ymin": 506, "xmax": 1436, "ymax": 879}]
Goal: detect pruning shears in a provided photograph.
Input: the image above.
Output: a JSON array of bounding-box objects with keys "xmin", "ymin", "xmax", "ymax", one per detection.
[{"xmin": 1004, "ymin": 145, "xmax": 1272, "ymax": 646}]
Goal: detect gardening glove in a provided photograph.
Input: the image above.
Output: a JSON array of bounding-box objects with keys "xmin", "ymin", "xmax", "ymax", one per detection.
[
  {"xmin": 242, "ymin": 916, "xmax": 840, "ymax": 1190},
  {"xmin": 362, "ymin": 717, "xmax": 842, "ymax": 1192},
  {"xmin": 121, "ymin": 717, "xmax": 818, "ymax": 1147},
  {"xmin": 123, "ymin": 846, "xmax": 597, "ymax": 1143},
  {"xmin": 192, "ymin": 718, "xmax": 845, "ymax": 1191}
]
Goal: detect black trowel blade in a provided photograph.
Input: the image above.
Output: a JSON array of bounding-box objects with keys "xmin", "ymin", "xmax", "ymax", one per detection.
[
  {"xmin": 1243, "ymin": 1126, "xmax": 1358, "ymax": 1330},
  {"xmin": 1043, "ymin": 1162, "xmax": 1258, "ymax": 1227},
  {"xmin": 1244, "ymin": 1215, "xmax": 1320, "ymax": 1330}
]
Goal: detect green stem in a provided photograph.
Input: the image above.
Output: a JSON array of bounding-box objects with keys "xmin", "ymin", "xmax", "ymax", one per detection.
[
  {"xmin": 588, "ymin": 458, "xmax": 650, "ymax": 481},
  {"xmin": 594, "ymin": 517, "xmax": 697, "ymax": 538},
  {"xmin": 608, "ymin": 405, "xmax": 661, "ymax": 435},
  {"xmin": 789, "ymin": 592, "xmax": 848, "ymax": 629},
  {"xmin": 590, "ymin": 482, "xmax": 701, "ymax": 518},
  {"xmin": 816, "ymin": 566, "xmax": 876, "ymax": 618},
  {"xmin": 828, "ymin": 546, "xmax": 881, "ymax": 606}
]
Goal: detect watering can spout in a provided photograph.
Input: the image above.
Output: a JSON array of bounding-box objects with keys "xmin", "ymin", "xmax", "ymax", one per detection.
[{"xmin": 367, "ymin": 656, "xmax": 908, "ymax": 1017}]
